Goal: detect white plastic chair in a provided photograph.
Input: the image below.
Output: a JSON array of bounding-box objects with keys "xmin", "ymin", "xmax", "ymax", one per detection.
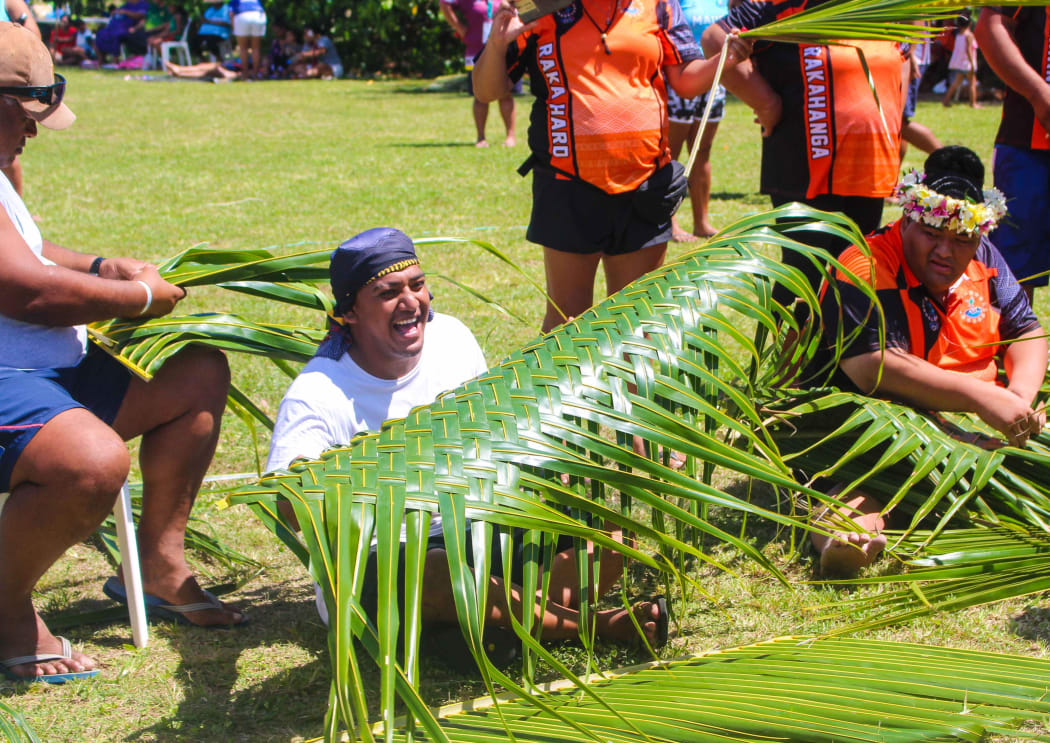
[
  {"xmin": 0, "ymin": 482, "xmax": 149, "ymax": 649},
  {"xmin": 160, "ymin": 21, "xmax": 192, "ymax": 68}
]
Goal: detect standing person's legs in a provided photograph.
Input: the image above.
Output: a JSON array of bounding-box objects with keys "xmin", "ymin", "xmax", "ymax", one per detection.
[
  {"xmin": 541, "ymin": 248, "xmax": 603, "ymax": 331},
  {"xmin": 472, "ymin": 98, "xmax": 490, "ymax": 147},
  {"xmin": 668, "ymin": 119, "xmax": 696, "ymax": 242},
  {"xmin": 498, "ymin": 94, "xmax": 515, "ymax": 147},
  {"xmin": 235, "ymin": 35, "xmax": 249, "ymax": 78},
  {"xmin": 943, "ymin": 71, "xmax": 963, "ymax": 106},
  {"xmin": 991, "ymin": 145, "xmax": 1050, "ymax": 302},
  {"xmin": 108, "ymin": 346, "xmax": 241, "ymax": 625},
  {"xmin": 967, "ymin": 70, "xmax": 981, "ymax": 108},
  {"xmin": 249, "ymin": 36, "xmax": 262, "ymax": 79},
  {"xmin": 684, "ymin": 121, "xmax": 720, "ymax": 238}
]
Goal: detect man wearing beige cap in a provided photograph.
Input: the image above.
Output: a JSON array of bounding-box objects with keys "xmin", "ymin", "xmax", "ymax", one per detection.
[{"xmin": 0, "ymin": 22, "xmax": 243, "ymax": 685}]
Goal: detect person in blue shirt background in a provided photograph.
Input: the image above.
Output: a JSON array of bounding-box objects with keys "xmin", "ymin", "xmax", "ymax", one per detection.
[{"xmin": 192, "ymin": 0, "xmax": 230, "ymax": 62}]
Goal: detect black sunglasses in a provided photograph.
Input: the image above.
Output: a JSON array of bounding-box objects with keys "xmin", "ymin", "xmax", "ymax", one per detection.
[{"xmin": 0, "ymin": 74, "xmax": 65, "ymax": 107}]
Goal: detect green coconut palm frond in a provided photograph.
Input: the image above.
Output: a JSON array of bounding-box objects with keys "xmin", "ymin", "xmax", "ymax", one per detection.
[
  {"xmin": 819, "ymin": 525, "xmax": 1050, "ymax": 633},
  {"xmin": 376, "ymin": 636, "xmax": 1050, "ymax": 743},
  {"xmin": 224, "ymin": 205, "xmax": 887, "ymax": 742},
  {"xmin": 0, "ymin": 701, "xmax": 39, "ymax": 743},
  {"xmin": 741, "ymin": 0, "xmax": 1049, "ymax": 46},
  {"xmin": 765, "ymin": 387, "xmax": 1050, "ymax": 539}
]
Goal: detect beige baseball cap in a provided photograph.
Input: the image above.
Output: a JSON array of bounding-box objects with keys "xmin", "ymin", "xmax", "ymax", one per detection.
[{"xmin": 0, "ymin": 22, "xmax": 75, "ymax": 130}]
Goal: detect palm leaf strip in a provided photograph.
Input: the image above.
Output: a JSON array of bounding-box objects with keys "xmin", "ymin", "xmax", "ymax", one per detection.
[{"xmin": 377, "ymin": 636, "xmax": 1050, "ymax": 743}]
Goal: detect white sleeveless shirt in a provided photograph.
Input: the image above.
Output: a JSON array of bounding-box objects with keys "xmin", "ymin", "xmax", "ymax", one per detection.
[{"xmin": 0, "ymin": 175, "xmax": 87, "ymax": 370}]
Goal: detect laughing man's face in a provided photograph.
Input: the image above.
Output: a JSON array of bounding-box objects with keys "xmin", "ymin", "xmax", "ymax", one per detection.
[{"xmin": 343, "ymin": 265, "xmax": 430, "ymax": 379}]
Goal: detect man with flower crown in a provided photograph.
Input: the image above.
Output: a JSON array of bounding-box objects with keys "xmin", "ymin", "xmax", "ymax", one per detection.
[{"xmin": 806, "ymin": 146, "xmax": 1048, "ymax": 576}]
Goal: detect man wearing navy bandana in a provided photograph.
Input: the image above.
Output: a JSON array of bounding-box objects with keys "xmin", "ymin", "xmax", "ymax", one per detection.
[{"xmin": 268, "ymin": 227, "xmax": 669, "ymax": 652}]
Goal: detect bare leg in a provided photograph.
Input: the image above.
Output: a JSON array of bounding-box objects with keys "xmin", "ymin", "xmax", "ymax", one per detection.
[
  {"xmin": 968, "ymin": 72, "xmax": 981, "ymax": 108},
  {"xmin": 942, "ymin": 73, "xmax": 962, "ymax": 106},
  {"xmin": 0, "ymin": 409, "xmax": 129, "ymax": 679},
  {"xmin": 473, "ymin": 97, "xmax": 489, "ymax": 147},
  {"xmin": 667, "ymin": 120, "xmax": 697, "ymax": 243},
  {"xmin": 165, "ymin": 59, "xmax": 227, "ymax": 79},
  {"xmin": 498, "ymin": 94, "xmax": 515, "ymax": 147},
  {"xmin": 810, "ymin": 490, "xmax": 887, "ymax": 576},
  {"xmin": 2, "ymin": 157, "xmax": 23, "ymax": 196},
  {"xmin": 420, "ymin": 549, "xmax": 660, "ymax": 644},
  {"xmin": 235, "ymin": 36, "xmax": 249, "ymax": 79},
  {"xmin": 110, "ymin": 347, "xmax": 242, "ymax": 625},
  {"xmin": 540, "ymin": 248, "xmax": 602, "ymax": 332},
  {"xmin": 249, "ymin": 37, "xmax": 262, "ymax": 79},
  {"xmin": 687, "ymin": 120, "xmax": 720, "ymax": 238},
  {"xmin": 901, "ymin": 121, "xmax": 942, "ymax": 155}
]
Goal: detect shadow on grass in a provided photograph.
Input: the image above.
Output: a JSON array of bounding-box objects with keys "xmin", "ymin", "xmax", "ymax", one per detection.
[
  {"xmin": 1009, "ymin": 606, "xmax": 1050, "ymax": 645},
  {"xmin": 125, "ymin": 578, "xmax": 331, "ymax": 743}
]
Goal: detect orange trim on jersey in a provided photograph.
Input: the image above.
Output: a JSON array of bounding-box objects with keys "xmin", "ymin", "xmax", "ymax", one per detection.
[{"xmin": 800, "ymin": 45, "xmax": 833, "ymax": 198}]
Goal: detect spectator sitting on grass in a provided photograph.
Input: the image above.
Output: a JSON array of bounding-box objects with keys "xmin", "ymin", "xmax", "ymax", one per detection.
[
  {"xmin": 266, "ymin": 227, "xmax": 669, "ymax": 654},
  {"xmin": 0, "ymin": 23, "xmax": 242, "ymax": 686},
  {"xmin": 807, "ymin": 146, "xmax": 1048, "ymax": 576},
  {"xmin": 289, "ymin": 28, "xmax": 343, "ymax": 79}
]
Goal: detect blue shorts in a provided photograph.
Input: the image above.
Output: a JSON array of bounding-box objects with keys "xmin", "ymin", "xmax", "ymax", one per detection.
[
  {"xmin": 992, "ymin": 144, "xmax": 1050, "ymax": 287},
  {"xmin": 666, "ymin": 84, "xmax": 725, "ymax": 124},
  {"xmin": 0, "ymin": 347, "xmax": 131, "ymax": 491}
]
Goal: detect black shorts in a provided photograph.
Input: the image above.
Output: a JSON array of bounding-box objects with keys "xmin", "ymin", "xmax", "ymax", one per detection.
[{"xmin": 527, "ymin": 169, "xmax": 673, "ymax": 256}]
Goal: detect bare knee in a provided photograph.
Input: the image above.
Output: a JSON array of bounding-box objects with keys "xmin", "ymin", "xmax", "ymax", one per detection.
[{"xmin": 166, "ymin": 347, "xmax": 231, "ymax": 412}]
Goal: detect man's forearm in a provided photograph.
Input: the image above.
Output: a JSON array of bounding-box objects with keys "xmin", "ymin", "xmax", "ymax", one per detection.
[
  {"xmin": 41, "ymin": 240, "xmax": 96, "ymax": 273},
  {"xmin": 472, "ymin": 43, "xmax": 511, "ymax": 102},
  {"xmin": 1004, "ymin": 326, "xmax": 1049, "ymax": 405},
  {"xmin": 700, "ymin": 23, "xmax": 779, "ymax": 120},
  {"xmin": 840, "ymin": 348, "xmax": 995, "ymax": 413}
]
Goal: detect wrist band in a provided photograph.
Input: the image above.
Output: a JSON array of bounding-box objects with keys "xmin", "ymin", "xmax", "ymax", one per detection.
[
  {"xmin": 89, "ymin": 256, "xmax": 104, "ymax": 275},
  {"xmin": 135, "ymin": 280, "xmax": 153, "ymax": 316}
]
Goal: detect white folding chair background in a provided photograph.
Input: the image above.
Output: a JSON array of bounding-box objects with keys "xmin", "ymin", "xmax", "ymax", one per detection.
[
  {"xmin": 160, "ymin": 21, "xmax": 192, "ymax": 68},
  {"xmin": 0, "ymin": 482, "xmax": 149, "ymax": 649}
]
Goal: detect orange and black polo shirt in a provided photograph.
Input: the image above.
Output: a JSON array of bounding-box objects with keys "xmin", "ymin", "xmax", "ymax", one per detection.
[
  {"xmin": 987, "ymin": 6, "xmax": 1050, "ymax": 151},
  {"xmin": 505, "ymin": 0, "xmax": 701, "ymax": 194},
  {"xmin": 719, "ymin": 0, "xmax": 904, "ymax": 201},
  {"xmin": 821, "ymin": 220, "xmax": 1039, "ymax": 387}
]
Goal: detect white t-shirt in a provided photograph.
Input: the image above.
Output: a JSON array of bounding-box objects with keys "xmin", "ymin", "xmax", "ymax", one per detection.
[
  {"xmin": 268, "ymin": 312, "xmax": 487, "ymax": 474},
  {"xmin": 0, "ymin": 174, "xmax": 87, "ymax": 370},
  {"xmin": 267, "ymin": 312, "xmax": 487, "ymax": 626}
]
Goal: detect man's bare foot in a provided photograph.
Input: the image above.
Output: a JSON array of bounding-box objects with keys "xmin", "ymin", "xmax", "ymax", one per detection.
[
  {"xmin": 819, "ymin": 531, "xmax": 887, "ymax": 576},
  {"xmin": 0, "ymin": 603, "xmax": 97, "ymax": 681},
  {"xmin": 475, "ymin": 139, "xmax": 490, "ymax": 148},
  {"xmin": 596, "ymin": 600, "xmax": 666, "ymax": 646},
  {"xmin": 503, "ymin": 134, "xmax": 516, "ymax": 147},
  {"xmin": 671, "ymin": 217, "xmax": 698, "ymax": 243},
  {"xmin": 695, "ymin": 221, "xmax": 719, "ymax": 238}
]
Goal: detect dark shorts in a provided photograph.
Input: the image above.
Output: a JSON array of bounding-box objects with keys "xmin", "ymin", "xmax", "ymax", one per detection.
[
  {"xmin": 0, "ymin": 347, "xmax": 131, "ymax": 492},
  {"xmin": 667, "ymin": 83, "xmax": 725, "ymax": 124},
  {"xmin": 359, "ymin": 527, "xmax": 573, "ymax": 622},
  {"xmin": 769, "ymin": 192, "xmax": 884, "ymax": 305},
  {"xmin": 992, "ymin": 145, "xmax": 1050, "ymax": 287},
  {"xmin": 527, "ymin": 169, "xmax": 673, "ymax": 255}
]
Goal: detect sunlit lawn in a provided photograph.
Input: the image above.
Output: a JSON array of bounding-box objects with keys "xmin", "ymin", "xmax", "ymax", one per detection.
[{"xmin": 3, "ymin": 69, "xmax": 1046, "ymax": 742}]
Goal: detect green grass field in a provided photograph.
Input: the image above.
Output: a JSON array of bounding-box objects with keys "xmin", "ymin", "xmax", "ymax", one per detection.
[{"xmin": 3, "ymin": 69, "xmax": 1047, "ymax": 742}]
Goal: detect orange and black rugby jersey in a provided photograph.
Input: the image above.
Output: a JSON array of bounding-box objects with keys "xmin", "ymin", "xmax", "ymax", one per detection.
[
  {"xmin": 988, "ymin": 6, "xmax": 1050, "ymax": 151},
  {"xmin": 719, "ymin": 0, "xmax": 904, "ymax": 200},
  {"xmin": 826, "ymin": 220, "xmax": 1039, "ymax": 385},
  {"xmin": 505, "ymin": 0, "xmax": 701, "ymax": 194}
]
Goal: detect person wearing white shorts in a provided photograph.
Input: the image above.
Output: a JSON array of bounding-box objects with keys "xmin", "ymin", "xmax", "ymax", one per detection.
[{"xmin": 229, "ymin": 0, "xmax": 265, "ymax": 79}]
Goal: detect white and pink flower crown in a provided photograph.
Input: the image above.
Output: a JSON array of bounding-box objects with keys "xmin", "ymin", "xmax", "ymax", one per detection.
[{"xmin": 894, "ymin": 169, "xmax": 1007, "ymax": 238}]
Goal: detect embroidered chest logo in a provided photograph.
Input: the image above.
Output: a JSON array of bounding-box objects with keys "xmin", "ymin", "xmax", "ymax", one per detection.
[{"xmin": 957, "ymin": 290, "xmax": 987, "ymax": 324}]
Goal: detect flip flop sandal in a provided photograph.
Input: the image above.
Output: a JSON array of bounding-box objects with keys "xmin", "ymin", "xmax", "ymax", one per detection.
[
  {"xmin": 103, "ymin": 576, "xmax": 246, "ymax": 628},
  {"xmin": 1, "ymin": 636, "xmax": 99, "ymax": 684}
]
